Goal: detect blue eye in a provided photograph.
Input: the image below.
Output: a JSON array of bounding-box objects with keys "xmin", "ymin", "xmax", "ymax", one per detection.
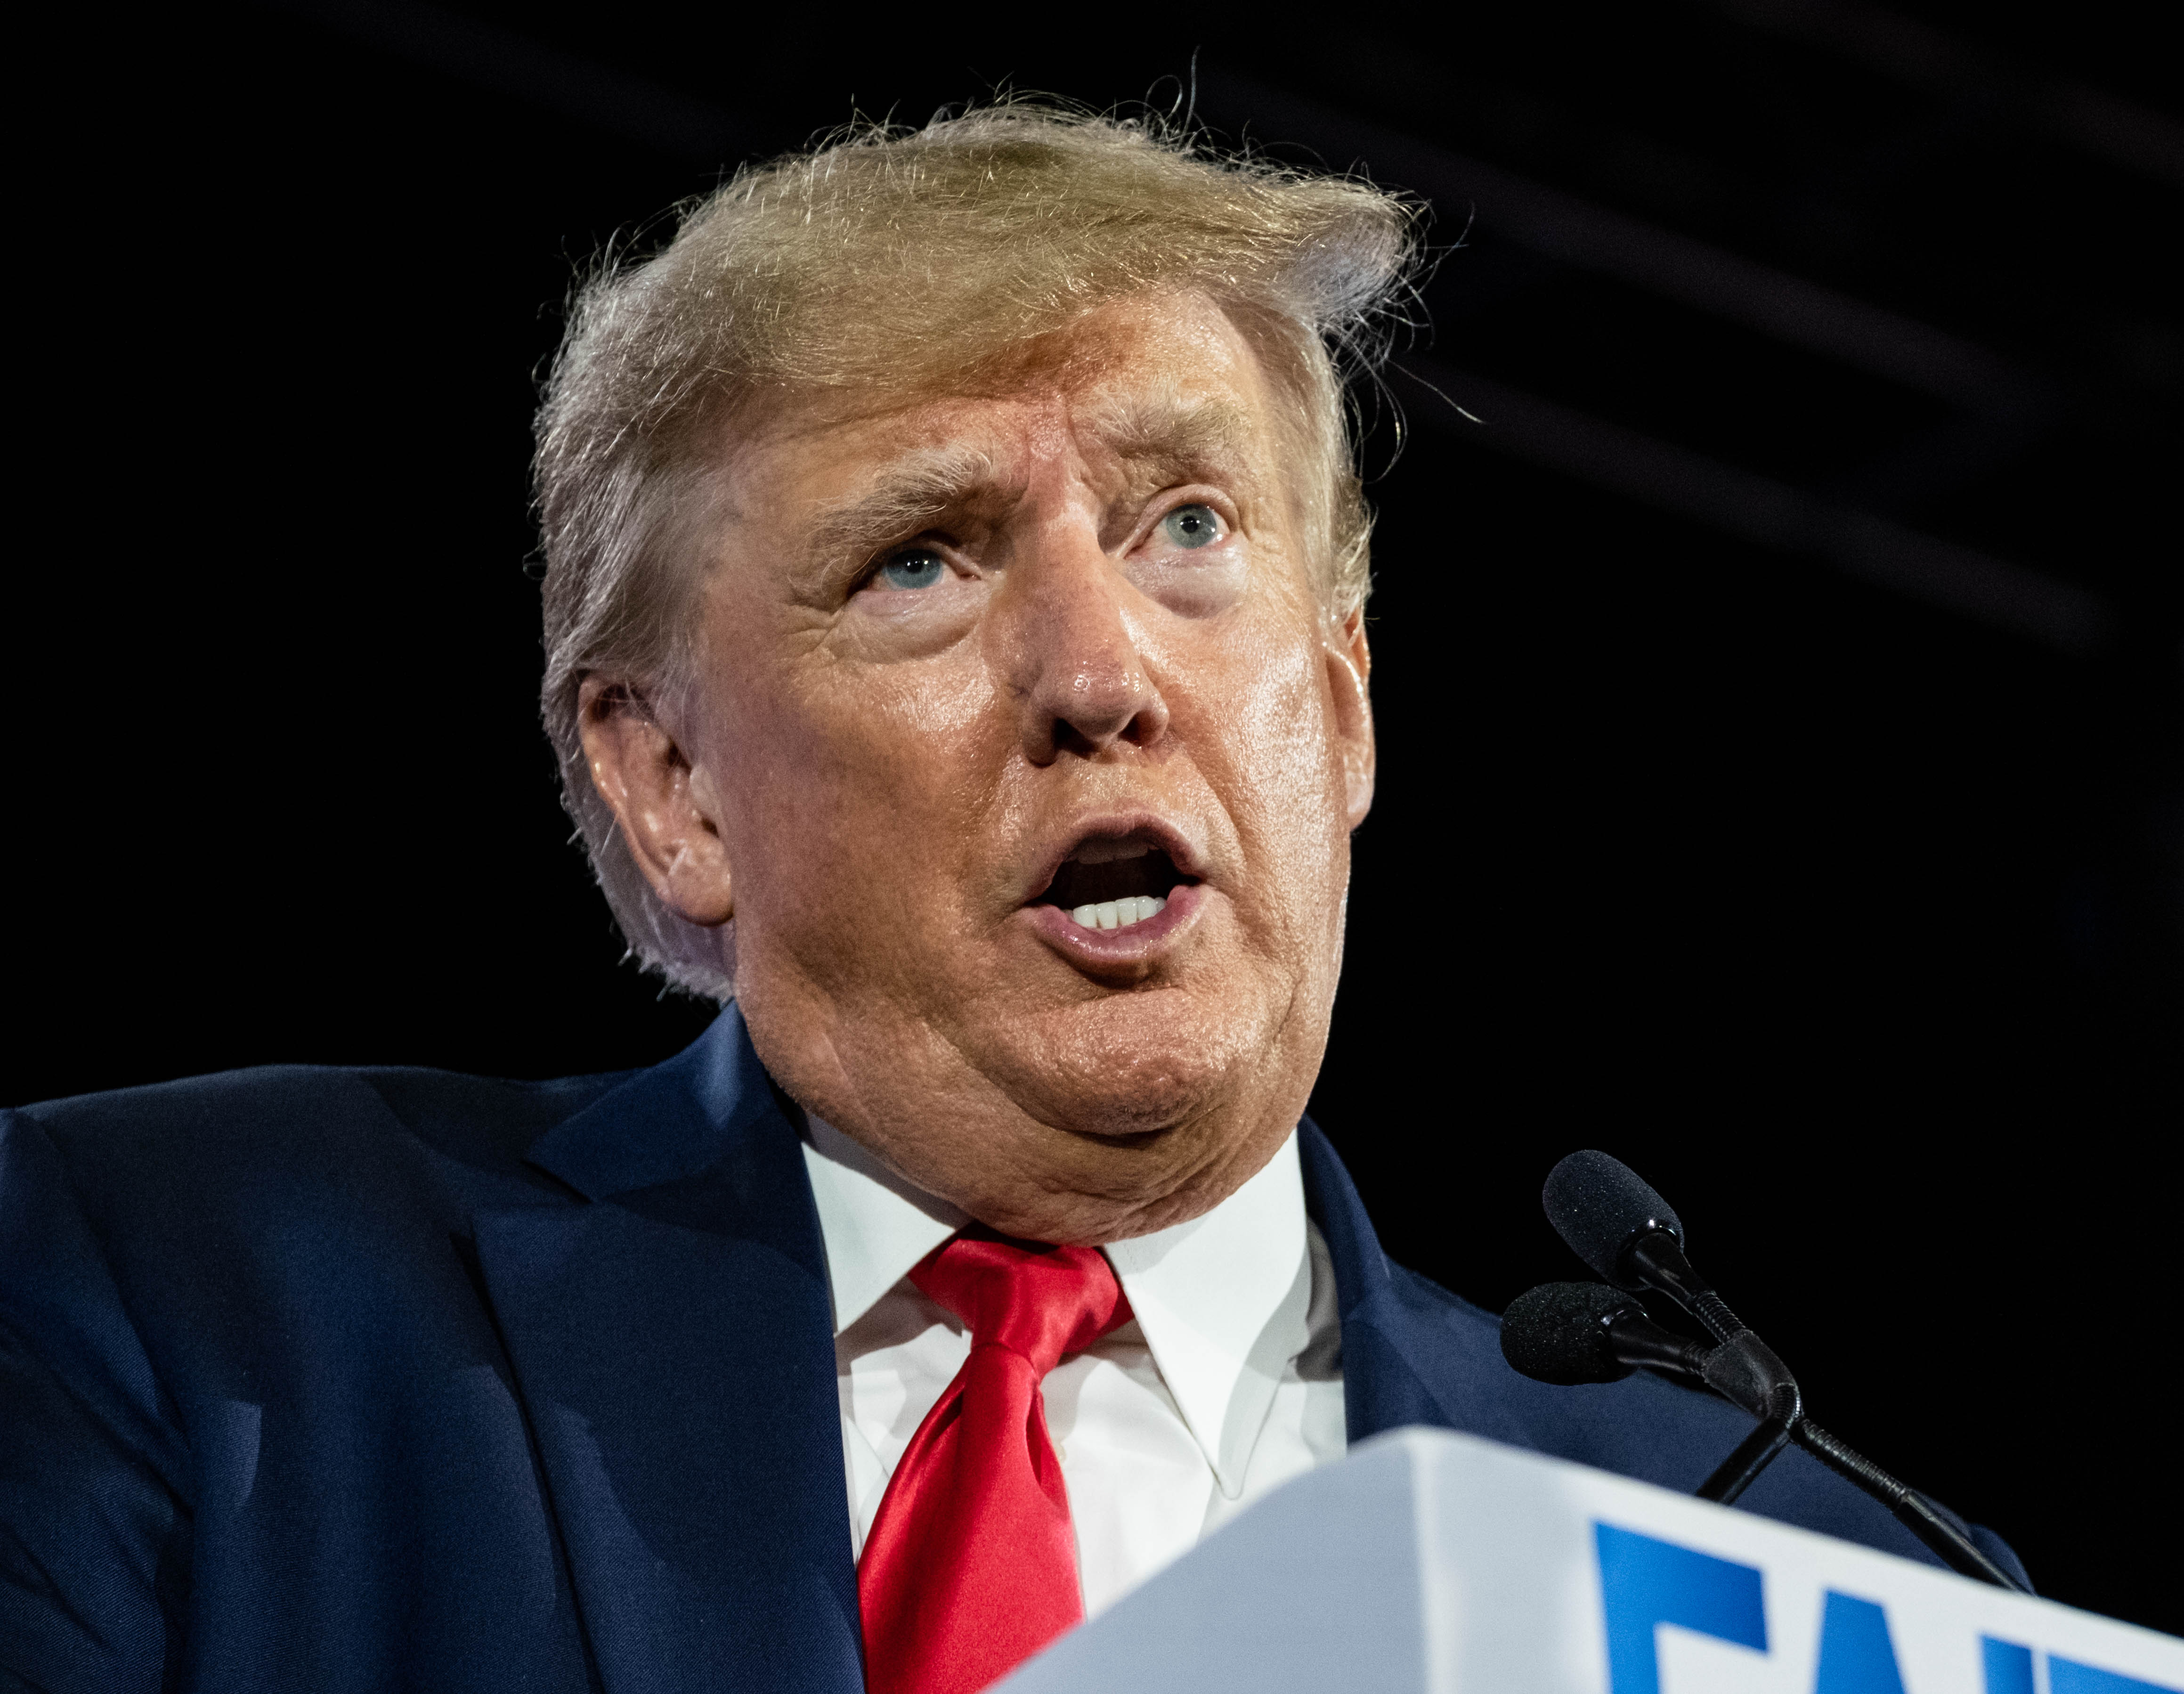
[
  {"xmin": 876, "ymin": 549, "xmax": 947, "ymax": 590},
  {"xmin": 1161, "ymin": 505, "xmax": 1221, "ymax": 549}
]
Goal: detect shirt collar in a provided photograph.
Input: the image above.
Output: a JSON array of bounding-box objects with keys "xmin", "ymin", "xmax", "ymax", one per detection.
[
  {"xmin": 800, "ymin": 1121, "xmax": 1311, "ymax": 1501},
  {"xmin": 1103, "ymin": 1134, "xmax": 1310, "ymax": 1500},
  {"xmin": 801, "ymin": 1115, "xmax": 968, "ymax": 1333}
]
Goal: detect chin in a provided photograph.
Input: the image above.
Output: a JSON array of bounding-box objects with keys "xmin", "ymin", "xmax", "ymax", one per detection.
[
  {"xmin": 965, "ymin": 1178, "xmax": 1226, "ymax": 1249},
  {"xmin": 971, "ymin": 985, "xmax": 1259, "ymax": 1140}
]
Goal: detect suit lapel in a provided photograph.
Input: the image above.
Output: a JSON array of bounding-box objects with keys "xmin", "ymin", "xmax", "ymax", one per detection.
[
  {"xmin": 475, "ymin": 1010, "xmax": 862, "ymax": 1694},
  {"xmin": 1298, "ymin": 1119, "xmax": 1546, "ymax": 1453}
]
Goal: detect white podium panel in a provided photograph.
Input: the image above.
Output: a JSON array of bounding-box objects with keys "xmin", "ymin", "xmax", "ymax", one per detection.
[{"xmin": 1001, "ymin": 1427, "xmax": 2181, "ymax": 1694}]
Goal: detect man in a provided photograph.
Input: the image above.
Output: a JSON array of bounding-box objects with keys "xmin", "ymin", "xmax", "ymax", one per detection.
[{"xmin": 0, "ymin": 106, "xmax": 2021, "ymax": 1694}]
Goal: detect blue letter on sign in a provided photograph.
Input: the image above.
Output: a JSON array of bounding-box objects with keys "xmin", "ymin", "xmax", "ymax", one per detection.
[
  {"xmin": 2050, "ymin": 1658, "xmax": 2182, "ymax": 1694},
  {"xmin": 1812, "ymin": 1592, "xmax": 1907, "ymax": 1694},
  {"xmin": 1981, "ymin": 1637, "xmax": 2037, "ymax": 1694},
  {"xmin": 1594, "ymin": 1522, "xmax": 1768, "ymax": 1694}
]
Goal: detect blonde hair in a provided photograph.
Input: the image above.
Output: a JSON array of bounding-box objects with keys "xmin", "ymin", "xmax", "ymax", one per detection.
[{"xmin": 536, "ymin": 101, "xmax": 1421, "ymax": 998}]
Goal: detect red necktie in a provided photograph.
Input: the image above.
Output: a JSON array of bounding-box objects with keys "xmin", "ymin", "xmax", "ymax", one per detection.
[{"xmin": 856, "ymin": 1235, "xmax": 1133, "ymax": 1694}]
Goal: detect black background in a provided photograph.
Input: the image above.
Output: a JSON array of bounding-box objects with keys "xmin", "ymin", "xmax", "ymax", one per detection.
[{"xmin": 13, "ymin": 0, "xmax": 2180, "ymax": 1635}]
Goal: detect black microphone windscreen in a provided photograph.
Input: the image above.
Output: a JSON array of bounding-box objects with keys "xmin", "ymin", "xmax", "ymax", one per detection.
[
  {"xmin": 1500, "ymin": 1281, "xmax": 1645, "ymax": 1385},
  {"xmin": 1543, "ymin": 1150, "xmax": 1685, "ymax": 1287}
]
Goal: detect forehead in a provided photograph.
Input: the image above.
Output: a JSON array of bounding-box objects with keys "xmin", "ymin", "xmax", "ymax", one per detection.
[{"xmin": 734, "ymin": 293, "xmax": 1287, "ymax": 508}]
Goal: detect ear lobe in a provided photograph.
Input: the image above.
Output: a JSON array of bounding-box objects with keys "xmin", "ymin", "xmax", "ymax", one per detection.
[
  {"xmin": 576, "ymin": 676, "xmax": 737, "ymax": 926},
  {"xmin": 1327, "ymin": 609, "xmax": 1376, "ymax": 830}
]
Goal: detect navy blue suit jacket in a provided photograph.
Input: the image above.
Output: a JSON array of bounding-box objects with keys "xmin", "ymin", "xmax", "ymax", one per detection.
[{"xmin": 0, "ymin": 1008, "xmax": 2023, "ymax": 1693}]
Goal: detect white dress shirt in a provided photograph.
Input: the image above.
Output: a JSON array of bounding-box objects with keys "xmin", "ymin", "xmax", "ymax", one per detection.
[{"xmin": 801, "ymin": 1119, "xmax": 1347, "ymax": 1616}]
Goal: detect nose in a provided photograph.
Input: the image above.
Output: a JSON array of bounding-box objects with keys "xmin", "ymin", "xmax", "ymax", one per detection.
[{"xmin": 995, "ymin": 524, "xmax": 1170, "ymax": 766}]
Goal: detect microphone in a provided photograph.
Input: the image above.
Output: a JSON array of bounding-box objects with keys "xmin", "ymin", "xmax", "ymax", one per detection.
[
  {"xmin": 1540, "ymin": 1149, "xmax": 1740, "ymax": 1341},
  {"xmin": 1498, "ymin": 1282, "xmax": 1711, "ymax": 1385},
  {"xmin": 1510, "ymin": 1150, "xmax": 2028, "ymax": 1593}
]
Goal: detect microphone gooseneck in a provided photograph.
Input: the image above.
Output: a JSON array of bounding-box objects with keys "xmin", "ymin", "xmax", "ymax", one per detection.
[
  {"xmin": 1622, "ymin": 1230, "xmax": 1751, "ymax": 1349},
  {"xmin": 1523, "ymin": 1151, "xmax": 2030, "ymax": 1593},
  {"xmin": 1785, "ymin": 1419, "xmax": 2024, "ymax": 1592}
]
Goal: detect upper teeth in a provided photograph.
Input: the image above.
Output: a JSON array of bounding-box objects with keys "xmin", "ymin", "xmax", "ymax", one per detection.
[{"xmin": 1070, "ymin": 895, "xmax": 1167, "ymax": 931}]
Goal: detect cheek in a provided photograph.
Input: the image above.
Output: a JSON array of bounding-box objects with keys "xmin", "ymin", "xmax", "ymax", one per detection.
[
  {"xmin": 1188, "ymin": 617, "xmax": 1350, "ymax": 896},
  {"xmin": 708, "ymin": 647, "xmax": 1004, "ymax": 928},
  {"xmin": 869, "ymin": 663, "xmax": 998, "ymax": 743}
]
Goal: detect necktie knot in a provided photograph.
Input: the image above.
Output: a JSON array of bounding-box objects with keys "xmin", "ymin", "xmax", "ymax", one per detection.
[{"xmin": 909, "ymin": 1235, "xmax": 1129, "ymax": 1375}]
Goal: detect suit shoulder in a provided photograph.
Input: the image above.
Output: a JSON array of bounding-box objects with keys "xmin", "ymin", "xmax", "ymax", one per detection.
[
  {"xmin": 1385, "ymin": 1258, "xmax": 1509, "ymax": 1345},
  {"xmin": 11, "ymin": 1059, "xmax": 636, "ymax": 1193}
]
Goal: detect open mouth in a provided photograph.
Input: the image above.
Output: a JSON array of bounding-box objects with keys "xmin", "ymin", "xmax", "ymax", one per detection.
[{"xmin": 1031, "ymin": 835, "xmax": 1196, "ymax": 933}]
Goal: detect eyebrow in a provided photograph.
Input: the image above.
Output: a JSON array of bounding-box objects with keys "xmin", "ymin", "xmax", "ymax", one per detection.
[
  {"xmin": 1087, "ymin": 394, "xmax": 1259, "ymax": 483},
  {"xmin": 806, "ymin": 442, "xmax": 1001, "ymax": 571},
  {"xmin": 801, "ymin": 394, "xmax": 1263, "ymax": 580}
]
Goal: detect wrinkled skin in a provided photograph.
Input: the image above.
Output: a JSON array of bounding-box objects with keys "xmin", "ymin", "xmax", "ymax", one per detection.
[{"xmin": 578, "ymin": 292, "xmax": 1374, "ymax": 1244}]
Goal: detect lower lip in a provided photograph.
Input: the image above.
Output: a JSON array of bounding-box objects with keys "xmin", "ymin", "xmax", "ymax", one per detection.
[{"xmin": 1024, "ymin": 881, "xmax": 1208, "ymax": 967}]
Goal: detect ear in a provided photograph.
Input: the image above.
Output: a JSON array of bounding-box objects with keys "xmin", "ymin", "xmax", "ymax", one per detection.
[
  {"xmin": 1326, "ymin": 607, "xmax": 1375, "ymax": 830},
  {"xmin": 576, "ymin": 675, "xmax": 736, "ymax": 926}
]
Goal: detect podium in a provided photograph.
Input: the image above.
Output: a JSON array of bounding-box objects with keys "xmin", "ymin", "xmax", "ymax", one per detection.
[{"xmin": 1000, "ymin": 1429, "xmax": 2181, "ymax": 1694}]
